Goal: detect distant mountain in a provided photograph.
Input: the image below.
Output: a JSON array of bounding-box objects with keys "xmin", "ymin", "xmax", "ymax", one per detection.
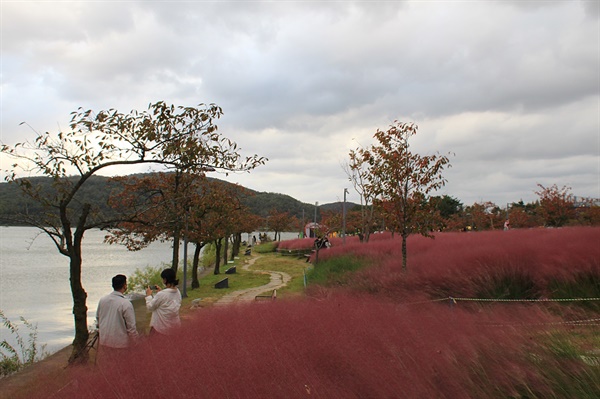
[{"xmin": 0, "ymin": 173, "xmax": 359, "ymax": 224}]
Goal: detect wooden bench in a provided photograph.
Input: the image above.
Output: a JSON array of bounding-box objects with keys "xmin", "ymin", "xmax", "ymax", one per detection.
[
  {"xmin": 305, "ymin": 250, "xmax": 316, "ymax": 262},
  {"xmin": 277, "ymin": 248, "xmax": 313, "ymax": 258},
  {"xmin": 255, "ymin": 289, "xmax": 277, "ymax": 301},
  {"xmin": 214, "ymin": 278, "xmax": 229, "ymax": 289}
]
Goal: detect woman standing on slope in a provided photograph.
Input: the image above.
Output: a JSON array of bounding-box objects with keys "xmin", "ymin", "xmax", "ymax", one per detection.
[{"xmin": 145, "ymin": 268, "xmax": 182, "ymax": 335}]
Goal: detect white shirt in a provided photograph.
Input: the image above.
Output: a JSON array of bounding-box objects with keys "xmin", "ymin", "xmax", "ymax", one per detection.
[
  {"xmin": 96, "ymin": 291, "xmax": 139, "ymax": 348},
  {"xmin": 145, "ymin": 287, "xmax": 182, "ymax": 334}
]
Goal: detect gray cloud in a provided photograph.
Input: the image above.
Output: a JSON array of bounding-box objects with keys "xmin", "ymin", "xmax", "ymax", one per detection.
[{"xmin": 1, "ymin": 0, "xmax": 597, "ymax": 207}]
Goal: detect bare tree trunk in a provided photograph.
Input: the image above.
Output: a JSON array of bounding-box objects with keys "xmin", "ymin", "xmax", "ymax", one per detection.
[
  {"xmin": 214, "ymin": 238, "xmax": 222, "ymax": 275},
  {"xmin": 172, "ymin": 227, "xmax": 180, "ymax": 274},
  {"xmin": 191, "ymin": 242, "xmax": 203, "ymax": 289},
  {"xmin": 231, "ymin": 233, "xmax": 241, "ymax": 260},
  {"xmin": 223, "ymin": 235, "xmax": 229, "ymax": 267},
  {"xmin": 401, "ymin": 233, "xmax": 408, "ymax": 272},
  {"xmin": 68, "ymin": 247, "xmax": 89, "ymax": 363},
  {"xmin": 67, "ymin": 206, "xmax": 90, "ymax": 364}
]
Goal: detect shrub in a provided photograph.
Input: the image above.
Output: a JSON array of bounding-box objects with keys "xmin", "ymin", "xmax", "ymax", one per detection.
[
  {"xmin": 201, "ymin": 242, "xmax": 216, "ymax": 268},
  {"xmin": 127, "ymin": 265, "xmax": 167, "ymax": 292},
  {"xmin": 306, "ymin": 255, "xmax": 368, "ymax": 286},
  {"xmin": 253, "ymin": 241, "xmax": 278, "ymax": 253},
  {"xmin": 0, "ymin": 310, "xmax": 47, "ymax": 377}
]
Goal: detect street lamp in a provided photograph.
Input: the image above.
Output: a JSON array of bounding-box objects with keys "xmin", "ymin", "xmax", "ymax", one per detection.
[
  {"xmin": 182, "ymin": 207, "xmax": 190, "ymax": 298},
  {"xmin": 343, "ymin": 188, "xmax": 348, "ymax": 245}
]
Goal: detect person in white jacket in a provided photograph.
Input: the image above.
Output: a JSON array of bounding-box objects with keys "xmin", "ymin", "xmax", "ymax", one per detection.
[{"xmin": 145, "ymin": 268, "xmax": 182, "ymax": 335}]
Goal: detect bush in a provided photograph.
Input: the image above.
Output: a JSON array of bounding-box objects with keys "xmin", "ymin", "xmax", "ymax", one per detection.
[
  {"xmin": 0, "ymin": 310, "xmax": 47, "ymax": 377},
  {"xmin": 253, "ymin": 241, "xmax": 278, "ymax": 253},
  {"xmin": 307, "ymin": 255, "xmax": 368, "ymax": 286},
  {"xmin": 128, "ymin": 265, "xmax": 168, "ymax": 292}
]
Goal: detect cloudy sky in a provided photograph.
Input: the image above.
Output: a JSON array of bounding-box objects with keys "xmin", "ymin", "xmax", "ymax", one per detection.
[{"xmin": 1, "ymin": 0, "xmax": 598, "ymax": 208}]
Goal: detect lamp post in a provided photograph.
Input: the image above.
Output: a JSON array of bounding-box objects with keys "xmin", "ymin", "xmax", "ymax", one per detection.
[
  {"xmin": 182, "ymin": 207, "xmax": 189, "ymax": 298},
  {"xmin": 343, "ymin": 188, "xmax": 348, "ymax": 245}
]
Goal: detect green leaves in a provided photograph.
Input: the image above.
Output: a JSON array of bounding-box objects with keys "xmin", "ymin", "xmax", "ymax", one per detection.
[{"xmin": 0, "ymin": 310, "xmax": 46, "ymax": 376}]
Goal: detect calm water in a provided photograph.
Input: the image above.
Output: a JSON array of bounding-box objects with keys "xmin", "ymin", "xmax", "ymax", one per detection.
[{"xmin": 0, "ymin": 226, "xmax": 175, "ymax": 355}]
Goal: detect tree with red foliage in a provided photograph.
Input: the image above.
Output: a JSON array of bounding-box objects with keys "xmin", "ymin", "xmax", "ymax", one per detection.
[
  {"xmin": 574, "ymin": 202, "xmax": 600, "ymax": 226},
  {"xmin": 356, "ymin": 121, "xmax": 451, "ymax": 271},
  {"xmin": 200, "ymin": 181, "xmax": 257, "ymax": 275},
  {"xmin": 535, "ymin": 184, "xmax": 575, "ymax": 227},
  {"xmin": 0, "ymin": 101, "xmax": 266, "ymax": 363},
  {"xmin": 266, "ymin": 209, "xmax": 293, "ymax": 241},
  {"xmin": 319, "ymin": 208, "xmax": 341, "ymax": 235},
  {"xmin": 106, "ymin": 171, "xmax": 208, "ymax": 273},
  {"xmin": 465, "ymin": 201, "xmax": 505, "ymax": 231}
]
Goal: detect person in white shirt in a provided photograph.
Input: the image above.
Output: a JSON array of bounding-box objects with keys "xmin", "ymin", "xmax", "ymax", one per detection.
[
  {"xmin": 145, "ymin": 268, "xmax": 182, "ymax": 335},
  {"xmin": 96, "ymin": 274, "xmax": 139, "ymax": 349}
]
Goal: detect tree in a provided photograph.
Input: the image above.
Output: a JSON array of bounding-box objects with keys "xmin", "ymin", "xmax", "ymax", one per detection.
[
  {"xmin": 465, "ymin": 201, "xmax": 504, "ymax": 231},
  {"xmin": 105, "ymin": 171, "xmax": 207, "ymax": 274},
  {"xmin": 266, "ymin": 209, "xmax": 293, "ymax": 241},
  {"xmin": 355, "ymin": 121, "xmax": 451, "ymax": 272},
  {"xmin": 507, "ymin": 200, "xmax": 541, "ymax": 228},
  {"xmin": 428, "ymin": 195, "xmax": 463, "ymax": 231},
  {"xmin": 197, "ymin": 180, "xmax": 253, "ymax": 275},
  {"xmin": 535, "ymin": 184, "xmax": 575, "ymax": 227},
  {"xmin": 344, "ymin": 150, "xmax": 378, "ymax": 242},
  {"xmin": 0, "ymin": 102, "xmax": 266, "ymax": 362}
]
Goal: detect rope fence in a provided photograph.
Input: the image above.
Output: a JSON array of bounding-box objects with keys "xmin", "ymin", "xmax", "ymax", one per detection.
[
  {"xmin": 448, "ymin": 297, "xmax": 600, "ymax": 303},
  {"xmin": 399, "ymin": 296, "xmax": 600, "ymax": 327}
]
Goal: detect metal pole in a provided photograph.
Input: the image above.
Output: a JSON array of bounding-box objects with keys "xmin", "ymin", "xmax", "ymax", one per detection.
[
  {"xmin": 182, "ymin": 209, "xmax": 188, "ymax": 298},
  {"xmin": 314, "ymin": 202, "xmax": 318, "ymax": 224},
  {"xmin": 343, "ymin": 188, "xmax": 348, "ymax": 245}
]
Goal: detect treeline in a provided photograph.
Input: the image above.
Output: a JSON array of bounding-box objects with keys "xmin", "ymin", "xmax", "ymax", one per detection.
[
  {"xmin": 319, "ymin": 189, "xmax": 600, "ymax": 238},
  {"xmin": 0, "ymin": 173, "xmax": 354, "ymax": 226}
]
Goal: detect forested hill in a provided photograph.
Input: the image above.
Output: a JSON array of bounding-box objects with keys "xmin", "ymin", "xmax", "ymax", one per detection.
[{"xmin": 0, "ymin": 173, "xmax": 357, "ymax": 224}]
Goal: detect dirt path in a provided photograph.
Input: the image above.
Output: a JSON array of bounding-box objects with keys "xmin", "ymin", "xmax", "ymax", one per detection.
[{"xmin": 213, "ymin": 255, "xmax": 291, "ymax": 306}]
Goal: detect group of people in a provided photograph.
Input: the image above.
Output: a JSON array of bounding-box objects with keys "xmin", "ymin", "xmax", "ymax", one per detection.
[{"xmin": 95, "ymin": 268, "xmax": 182, "ymax": 353}]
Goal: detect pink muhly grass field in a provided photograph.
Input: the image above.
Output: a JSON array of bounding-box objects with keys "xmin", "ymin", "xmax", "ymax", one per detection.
[
  {"xmin": 316, "ymin": 227, "xmax": 600, "ymax": 302},
  {"xmin": 29, "ymin": 227, "xmax": 598, "ymax": 398},
  {"xmin": 38, "ymin": 295, "xmax": 565, "ymax": 399}
]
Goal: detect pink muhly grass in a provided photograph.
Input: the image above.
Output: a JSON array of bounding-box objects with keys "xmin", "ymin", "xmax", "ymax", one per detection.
[
  {"xmin": 320, "ymin": 227, "xmax": 599, "ymax": 301},
  {"xmin": 40, "ymin": 294, "xmax": 565, "ymax": 399},
  {"xmin": 278, "ymin": 237, "xmax": 315, "ymax": 251}
]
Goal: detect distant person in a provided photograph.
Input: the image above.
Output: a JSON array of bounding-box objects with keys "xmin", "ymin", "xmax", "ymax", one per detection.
[
  {"xmin": 96, "ymin": 274, "xmax": 139, "ymax": 349},
  {"xmin": 314, "ymin": 236, "xmax": 330, "ymax": 250},
  {"xmin": 504, "ymin": 219, "xmax": 510, "ymax": 231},
  {"xmin": 145, "ymin": 268, "xmax": 182, "ymax": 336}
]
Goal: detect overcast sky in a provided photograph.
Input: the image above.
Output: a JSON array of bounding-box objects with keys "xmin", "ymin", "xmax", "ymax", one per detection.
[{"xmin": 1, "ymin": 0, "xmax": 598, "ymax": 208}]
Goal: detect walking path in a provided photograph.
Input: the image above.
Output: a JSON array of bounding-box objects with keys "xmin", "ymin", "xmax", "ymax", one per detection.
[{"xmin": 213, "ymin": 255, "xmax": 292, "ymax": 306}]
